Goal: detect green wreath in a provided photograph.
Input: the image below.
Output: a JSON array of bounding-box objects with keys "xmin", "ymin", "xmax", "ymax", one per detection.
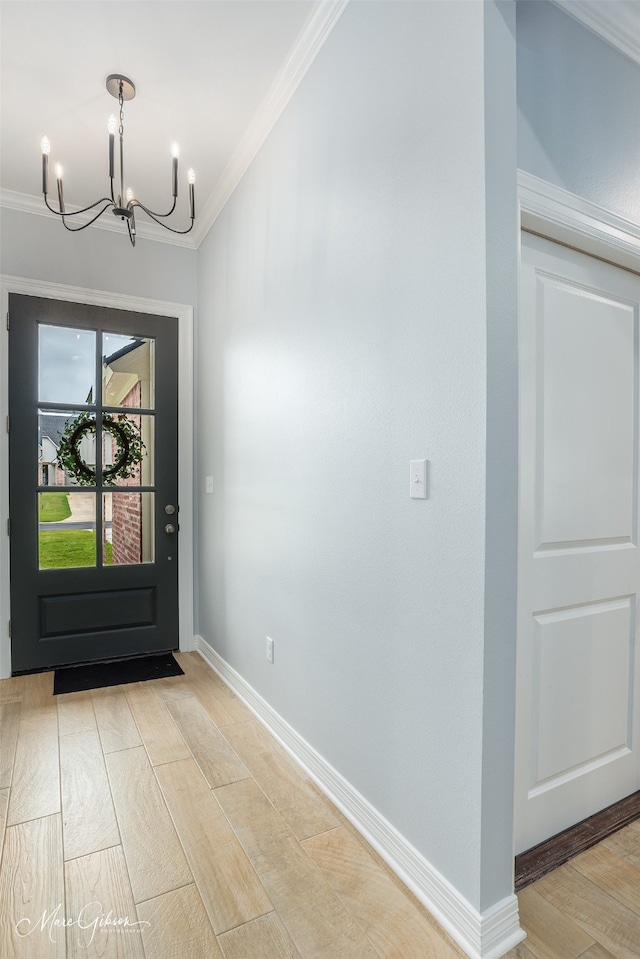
[{"xmin": 56, "ymin": 411, "xmax": 146, "ymax": 487}]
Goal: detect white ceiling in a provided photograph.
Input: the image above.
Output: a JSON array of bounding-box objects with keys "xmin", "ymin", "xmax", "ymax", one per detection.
[
  {"xmin": 1, "ymin": 1, "xmax": 639, "ymax": 249},
  {"xmin": 0, "ymin": 0, "xmax": 343, "ymax": 247}
]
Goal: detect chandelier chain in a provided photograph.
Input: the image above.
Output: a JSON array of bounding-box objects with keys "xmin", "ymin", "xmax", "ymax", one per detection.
[{"xmin": 118, "ymin": 85, "xmax": 124, "ymax": 138}]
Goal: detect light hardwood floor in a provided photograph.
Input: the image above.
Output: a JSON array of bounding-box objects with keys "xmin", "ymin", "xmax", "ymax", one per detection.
[{"xmin": 0, "ymin": 651, "xmax": 638, "ymax": 959}]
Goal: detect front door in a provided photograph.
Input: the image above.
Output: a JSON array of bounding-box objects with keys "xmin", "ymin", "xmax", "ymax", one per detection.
[
  {"xmin": 8, "ymin": 294, "xmax": 179, "ymax": 673},
  {"xmin": 514, "ymin": 232, "xmax": 640, "ymax": 853}
]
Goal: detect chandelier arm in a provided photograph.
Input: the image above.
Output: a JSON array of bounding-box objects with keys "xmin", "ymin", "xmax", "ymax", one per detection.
[
  {"xmin": 129, "ymin": 196, "xmax": 177, "ymax": 219},
  {"xmin": 129, "ymin": 201, "xmax": 194, "ymax": 235},
  {"xmin": 44, "ymin": 194, "xmax": 114, "ymax": 217},
  {"xmin": 60, "ymin": 203, "xmax": 115, "ymax": 232},
  {"xmin": 127, "ymin": 214, "xmax": 136, "ymax": 248}
]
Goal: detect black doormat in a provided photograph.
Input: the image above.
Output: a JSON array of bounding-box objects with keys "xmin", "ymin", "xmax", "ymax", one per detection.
[{"xmin": 53, "ymin": 652, "xmax": 184, "ymax": 695}]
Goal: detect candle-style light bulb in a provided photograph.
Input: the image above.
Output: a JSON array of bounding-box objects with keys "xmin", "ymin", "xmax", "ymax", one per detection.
[
  {"xmin": 108, "ymin": 115, "xmax": 116, "ymax": 178},
  {"xmin": 126, "ymin": 188, "xmax": 134, "ymax": 204},
  {"xmin": 188, "ymin": 168, "xmax": 195, "ymax": 219},
  {"xmin": 55, "ymin": 163, "xmax": 65, "ymax": 213},
  {"xmin": 41, "ymin": 137, "xmax": 50, "ymax": 194},
  {"xmin": 171, "ymin": 143, "xmax": 179, "ymax": 198}
]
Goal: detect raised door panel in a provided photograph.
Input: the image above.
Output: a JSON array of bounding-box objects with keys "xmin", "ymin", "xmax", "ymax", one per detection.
[
  {"xmin": 531, "ymin": 598, "xmax": 633, "ymax": 789},
  {"xmin": 537, "ymin": 277, "xmax": 636, "ymax": 549}
]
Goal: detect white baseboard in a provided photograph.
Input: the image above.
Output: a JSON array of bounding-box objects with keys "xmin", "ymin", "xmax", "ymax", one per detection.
[{"xmin": 193, "ymin": 635, "xmax": 526, "ymax": 959}]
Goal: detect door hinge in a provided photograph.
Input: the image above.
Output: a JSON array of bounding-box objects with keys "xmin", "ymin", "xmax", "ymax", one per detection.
[
  {"xmin": 5, "ymin": 311, "xmax": 9, "ymax": 331},
  {"xmin": 6, "ymin": 518, "xmax": 10, "ymax": 536},
  {"xmin": 7, "ymin": 621, "xmax": 10, "ymax": 638},
  {"xmin": 5, "ymin": 416, "xmax": 8, "ymax": 434}
]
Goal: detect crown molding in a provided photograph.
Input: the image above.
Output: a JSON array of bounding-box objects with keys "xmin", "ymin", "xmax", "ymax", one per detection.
[
  {"xmin": 191, "ymin": 0, "xmax": 350, "ymax": 247},
  {"xmin": 551, "ymin": 1, "xmax": 640, "ymax": 67},
  {"xmin": 1, "ymin": 0, "xmax": 349, "ymax": 252},
  {"xmin": 0, "ymin": 188, "xmax": 197, "ymax": 249}
]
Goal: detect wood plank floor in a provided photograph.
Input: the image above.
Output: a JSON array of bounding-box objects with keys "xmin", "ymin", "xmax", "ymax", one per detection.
[{"xmin": 0, "ymin": 652, "xmax": 639, "ymax": 958}]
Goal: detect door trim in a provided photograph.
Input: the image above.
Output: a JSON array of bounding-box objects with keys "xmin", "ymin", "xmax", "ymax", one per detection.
[
  {"xmin": 515, "ymin": 171, "xmax": 640, "ymax": 862},
  {"xmin": 518, "ymin": 170, "xmax": 640, "ymax": 272},
  {"xmin": 0, "ymin": 274, "xmax": 195, "ymax": 678}
]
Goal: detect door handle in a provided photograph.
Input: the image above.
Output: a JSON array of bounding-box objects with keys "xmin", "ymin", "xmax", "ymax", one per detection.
[{"xmin": 164, "ymin": 523, "xmax": 176, "ymax": 534}]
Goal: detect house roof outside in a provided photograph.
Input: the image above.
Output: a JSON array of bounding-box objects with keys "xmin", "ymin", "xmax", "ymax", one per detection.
[{"xmin": 38, "ymin": 412, "xmax": 68, "ymax": 448}]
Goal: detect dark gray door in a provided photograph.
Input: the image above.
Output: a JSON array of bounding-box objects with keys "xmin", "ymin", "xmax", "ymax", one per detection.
[{"xmin": 9, "ymin": 294, "xmax": 179, "ymax": 673}]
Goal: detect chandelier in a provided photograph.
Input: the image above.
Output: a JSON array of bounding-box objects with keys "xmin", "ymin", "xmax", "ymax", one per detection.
[{"xmin": 40, "ymin": 74, "xmax": 195, "ymax": 247}]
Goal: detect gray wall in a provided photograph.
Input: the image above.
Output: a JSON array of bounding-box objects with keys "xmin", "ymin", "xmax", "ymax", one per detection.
[
  {"xmin": 517, "ymin": 0, "xmax": 640, "ymax": 221},
  {"xmin": 480, "ymin": 0, "xmax": 519, "ymax": 913},
  {"xmin": 0, "ymin": 206, "xmax": 197, "ymax": 305},
  {"xmin": 196, "ymin": 0, "xmax": 518, "ymax": 913}
]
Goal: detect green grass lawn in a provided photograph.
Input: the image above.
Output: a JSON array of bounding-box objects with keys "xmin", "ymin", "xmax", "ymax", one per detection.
[
  {"xmin": 39, "ymin": 491, "xmax": 71, "ymax": 522},
  {"xmin": 39, "ymin": 530, "xmax": 113, "ymax": 569}
]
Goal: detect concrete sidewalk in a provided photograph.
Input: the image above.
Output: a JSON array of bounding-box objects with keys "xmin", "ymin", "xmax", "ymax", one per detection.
[{"xmin": 57, "ymin": 491, "xmax": 113, "ymax": 523}]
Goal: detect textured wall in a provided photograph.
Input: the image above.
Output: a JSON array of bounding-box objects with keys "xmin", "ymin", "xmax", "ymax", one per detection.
[{"xmin": 196, "ymin": 0, "xmax": 518, "ymax": 913}]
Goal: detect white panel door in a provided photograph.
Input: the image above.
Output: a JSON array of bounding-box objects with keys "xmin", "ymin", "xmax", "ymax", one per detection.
[{"xmin": 515, "ymin": 232, "xmax": 640, "ymax": 854}]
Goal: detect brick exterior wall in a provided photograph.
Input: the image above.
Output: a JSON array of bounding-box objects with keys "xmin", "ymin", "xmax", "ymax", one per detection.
[
  {"xmin": 108, "ymin": 382, "xmax": 144, "ymax": 566},
  {"xmin": 110, "ymin": 492, "xmax": 142, "ymax": 565}
]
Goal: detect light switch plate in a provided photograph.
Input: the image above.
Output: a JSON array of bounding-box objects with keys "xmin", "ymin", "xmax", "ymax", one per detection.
[
  {"xmin": 410, "ymin": 459, "xmax": 427, "ymax": 499},
  {"xmin": 205, "ymin": 476, "xmax": 214, "ymax": 494}
]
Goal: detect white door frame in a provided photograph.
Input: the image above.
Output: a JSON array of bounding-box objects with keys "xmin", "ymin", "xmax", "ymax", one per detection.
[
  {"xmin": 0, "ymin": 274, "xmax": 195, "ymax": 679},
  {"xmin": 515, "ymin": 171, "xmax": 640, "ymax": 850},
  {"xmin": 518, "ymin": 171, "xmax": 640, "ymax": 272}
]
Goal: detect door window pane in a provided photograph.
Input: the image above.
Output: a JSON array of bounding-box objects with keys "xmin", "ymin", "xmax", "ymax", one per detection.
[
  {"xmin": 38, "ymin": 410, "xmax": 71, "ymax": 487},
  {"xmin": 40, "ymin": 409, "xmax": 103, "ymax": 487},
  {"xmin": 39, "ymin": 492, "xmax": 96, "ymax": 569},
  {"xmin": 104, "ymin": 492, "xmax": 154, "ymax": 565},
  {"xmin": 102, "ymin": 334, "xmax": 155, "ymax": 409},
  {"xmin": 103, "ymin": 414, "xmax": 154, "ymax": 487},
  {"xmin": 40, "ymin": 409, "xmax": 104, "ymax": 488},
  {"xmin": 39, "ymin": 325, "xmax": 95, "ymax": 405}
]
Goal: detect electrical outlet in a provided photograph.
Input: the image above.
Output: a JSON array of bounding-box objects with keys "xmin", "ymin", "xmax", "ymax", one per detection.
[{"xmin": 266, "ymin": 636, "xmax": 274, "ymax": 664}]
